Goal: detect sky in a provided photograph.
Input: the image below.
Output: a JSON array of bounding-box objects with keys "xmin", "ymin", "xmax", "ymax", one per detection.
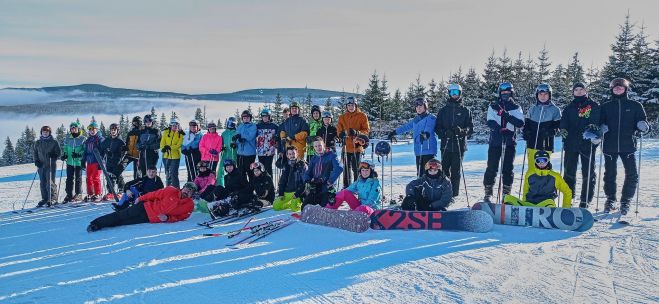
[{"xmin": 0, "ymin": 0, "xmax": 658, "ymax": 94}]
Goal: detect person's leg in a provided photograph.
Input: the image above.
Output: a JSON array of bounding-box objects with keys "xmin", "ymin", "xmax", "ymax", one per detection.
[
  {"xmin": 603, "ymin": 153, "xmax": 618, "ymax": 201},
  {"xmin": 620, "ymin": 152, "xmax": 638, "ymax": 202},
  {"xmin": 584, "ymin": 147, "xmax": 597, "ymax": 203},
  {"xmin": 483, "ymin": 146, "xmax": 501, "ymax": 188},
  {"xmin": 327, "ymin": 189, "xmax": 348, "ymax": 209},
  {"xmin": 401, "ymin": 195, "xmax": 416, "ymax": 211},
  {"xmin": 74, "ymin": 166, "xmax": 83, "ymax": 196},
  {"xmin": 273, "ymin": 192, "xmax": 293, "ymax": 210},
  {"xmin": 503, "ymin": 194, "xmax": 523, "ymax": 206},
  {"xmin": 502, "ymin": 144, "xmax": 516, "ymax": 192},
  {"xmin": 351, "ymin": 152, "xmax": 361, "ymax": 182},
  {"xmin": 354, "ymin": 205, "xmax": 374, "ymax": 215},
  {"xmin": 563, "ymin": 151, "xmax": 579, "ymax": 201},
  {"xmin": 65, "ymin": 164, "xmax": 74, "ymax": 198},
  {"xmin": 92, "ymin": 164, "xmax": 102, "ymax": 196},
  {"xmin": 171, "ymin": 159, "xmax": 180, "ymax": 188},
  {"xmin": 86, "ymin": 163, "xmax": 94, "ymax": 196},
  {"xmin": 447, "ymin": 152, "xmax": 461, "ymax": 196},
  {"xmin": 91, "ymin": 202, "xmax": 149, "ymax": 229},
  {"xmin": 37, "ymin": 167, "xmax": 48, "ymax": 202},
  {"xmin": 138, "ymin": 153, "xmax": 147, "ymax": 176}
]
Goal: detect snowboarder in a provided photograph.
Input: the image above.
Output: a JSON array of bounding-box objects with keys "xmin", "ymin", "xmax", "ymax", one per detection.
[
  {"xmin": 87, "ymin": 183, "xmax": 197, "ymax": 232},
  {"xmin": 234, "ymin": 110, "xmax": 257, "ymax": 181},
  {"xmin": 390, "ymin": 97, "xmax": 438, "ymax": 177},
  {"xmin": 483, "ymin": 82, "xmax": 525, "ymax": 202},
  {"xmin": 61, "ymin": 122, "xmax": 86, "ymax": 203},
  {"xmin": 523, "ymin": 83, "xmax": 561, "ymax": 173},
  {"xmin": 273, "ymin": 146, "xmax": 307, "ymax": 212},
  {"xmin": 137, "ymin": 115, "xmax": 161, "ymax": 177},
  {"xmin": 504, "ymin": 150, "xmax": 572, "ymax": 208},
  {"xmin": 600, "ymin": 78, "xmax": 649, "ymax": 214},
  {"xmin": 278, "ymin": 101, "xmax": 309, "ymax": 160},
  {"xmin": 34, "ymin": 126, "xmax": 61, "ymax": 207},
  {"xmin": 306, "ymin": 105, "xmax": 323, "ymax": 162},
  {"xmin": 317, "ymin": 111, "xmax": 338, "ymax": 152},
  {"xmin": 181, "ymin": 119, "xmax": 204, "ymax": 182},
  {"xmin": 326, "ymin": 160, "xmax": 381, "ymax": 215},
  {"xmin": 160, "ymin": 118, "xmax": 184, "ymax": 188},
  {"xmin": 256, "ymin": 108, "xmax": 279, "ymax": 176},
  {"xmin": 401, "ymin": 158, "xmax": 453, "ymax": 211},
  {"xmin": 435, "ymin": 84, "xmax": 474, "ymax": 197},
  {"xmin": 113, "ymin": 166, "xmax": 164, "ymax": 211},
  {"xmin": 302, "ymin": 137, "xmax": 343, "ymax": 210},
  {"xmin": 83, "ymin": 121, "xmax": 104, "ymax": 202},
  {"xmin": 199, "ymin": 121, "xmax": 223, "ymax": 173},
  {"xmin": 193, "ymin": 160, "xmax": 216, "ymax": 202},
  {"xmin": 337, "ymin": 96, "xmax": 370, "ymax": 187},
  {"xmin": 250, "ymin": 161, "xmax": 276, "ymax": 204},
  {"xmin": 560, "ymin": 82, "xmax": 601, "ymax": 208},
  {"xmin": 217, "ymin": 117, "xmax": 238, "ymax": 186},
  {"xmin": 98, "ymin": 123, "xmax": 127, "ymax": 200},
  {"xmin": 125, "ymin": 116, "xmax": 143, "ymax": 179}
]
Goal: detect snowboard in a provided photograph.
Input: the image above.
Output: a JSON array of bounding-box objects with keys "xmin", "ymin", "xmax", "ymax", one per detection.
[
  {"xmin": 369, "ymin": 209, "xmax": 493, "ymax": 233},
  {"xmin": 92, "ymin": 148, "xmax": 120, "ymax": 202},
  {"xmin": 471, "ymin": 202, "xmax": 594, "ymax": 232},
  {"xmin": 300, "ymin": 205, "xmax": 370, "ymax": 233}
]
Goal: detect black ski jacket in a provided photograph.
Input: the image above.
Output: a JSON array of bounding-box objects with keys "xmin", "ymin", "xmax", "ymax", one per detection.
[
  {"xmin": 317, "ymin": 124, "xmax": 338, "ymax": 151},
  {"xmin": 98, "ymin": 136, "xmax": 127, "ymax": 169},
  {"xmin": 560, "ymin": 96, "xmax": 601, "ymax": 153},
  {"xmin": 124, "ymin": 175, "xmax": 164, "ymax": 195},
  {"xmin": 600, "ymin": 95, "xmax": 647, "ymax": 153},
  {"xmin": 435, "ymin": 98, "xmax": 474, "ymax": 153}
]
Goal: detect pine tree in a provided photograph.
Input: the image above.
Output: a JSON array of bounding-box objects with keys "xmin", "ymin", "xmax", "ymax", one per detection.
[
  {"xmin": 150, "ymin": 107, "xmax": 157, "ymax": 118},
  {"xmin": 630, "ymin": 23, "xmax": 654, "ymax": 101},
  {"xmin": 159, "ymin": 113, "xmax": 167, "ymax": 130},
  {"xmin": 194, "ymin": 108, "xmax": 205, "ymax": 127},
  {"xmin": 99, "ymin": 121, "xmax": 107, "ymax": 137},
  {"xmin": 388, "ymin": 89, "xmax": 405, "ymax": 122},
  {"xmin": 15, "ymin": 126, "xmax": 36, "ymax": 164},
  {"xmin": 404, "ymin": 75, "xmax": 426, "ymax": 118},
  {"xmin": 55, "ymin": 124, "xmax": 66, "ymax": 147},
  {"xmin": 497, "ymin": 49, "xmax": 514, "ymax": 83},
  {"xmin": 1, "ymin": 137, "xmax": 16, "ymax": 166},
  {"xmin": 304, "ymin": 93, "xmax": 313, "ymax": 117},
  {"xmin": 170, "ymin": 111, "xmax": 179, "ymax": 122},
  {"xmin": 550, "ymin": 64, "xmax": 570, "ymax": 107},
  {"xmin": 273, "ymin": 93, "xmax": 283, "ymax": 124},
  {"xmin": 537, "ymin": 44, "xmax": 552, "ymax": 83},
  {"xmin": 361, "ymin": 71, "xmax": 384, "ymax": 121},
  {"xmin": 481, "ymin": 51, "xmax": 500, "ymax": 100},
  {"xmin": 324, "ymin": 97, "xmax": 333, "ymax": 114}
]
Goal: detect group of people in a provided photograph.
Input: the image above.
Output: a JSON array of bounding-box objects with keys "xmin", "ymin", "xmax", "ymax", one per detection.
[{"xmin": 30, "ymin": 77, "xmax": 649, "ymax": 232}]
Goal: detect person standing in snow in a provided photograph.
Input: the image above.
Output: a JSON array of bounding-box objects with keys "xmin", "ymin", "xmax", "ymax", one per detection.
[
  {"xmin": 389, "ymin": 97, "xmax": 438, "ymax": 177},
  {"xmin": 160, "ymin": 118, "xmax": 184, "ymax": 188},
  {"xmin": 218, "ymin": 117, "xmax": 238, "ymax": 186},
  {"xmin": 181, "ymin": 119, "xmax": 204, "ymax": 182},
  {"xmin": 83, "ymin": 121, "xmax": 104, "ymax": 202},
  {"xmin": 279, "ymin": 101, "xmax": 309, "ymax": 161},
  {"xmin": 125, "ymin": 116, "xmax": 143, "ymax": 180},
  {"xmin": 317, "ymin": 111, "xmax": 338, "ymax": 152},
  {"xmin": 522, "ymin": 83, "xmax": 561, "ymax": 174},
  {"xmin": 256, "ymin": 108, "xmax": 279, "ymax": 176},
  {"xmin": 98, "ymin": 123, "xmax": 127, "ymax": 200},
  {"xmin": 337, "ymin": 96, "xmax": 370, "ymax": 187},
  {"xmin": 199, "ymin": 121, "xmax": 223, "ymax": 173},
  {"xmin": 137, "ymin": 115, "xmax": 161, "ymax": 177},
  {"xmin": 234, "ymin": 110, "xmax": 258, "ymax": 181},
  {"xmin": 306, "ymin": 105, "xmax": 323, "ymax": 162},
  {"xmin": 61, "ymin": 122, "xmax": 86, "ymax": 203},
  {"xmin": 34, "ymin": 126, "xmax": 61, "ymax": 207}
]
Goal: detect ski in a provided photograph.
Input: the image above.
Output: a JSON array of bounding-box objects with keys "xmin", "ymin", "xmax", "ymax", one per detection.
[
  {"xmin": 227, "ymin": 218, "xmax": 295, "ymax": 247},
  {"xmin": 92, "ymin": 148, "xmax": 120, "ymax": 203},
  {"xmin": 242, "ymin": 219, "xmax": 295, "ymax": 245},
  {"xmin": 199, "ymin": 206, "xmax": 272, "ymax": 228},
  {"xmin": 201, "ymin": 218, "xmax": 285, "ymax": 238}
]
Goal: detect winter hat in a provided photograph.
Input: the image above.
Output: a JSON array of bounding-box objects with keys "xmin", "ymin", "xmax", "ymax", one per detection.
[
  {"xmin": 572, "ymin": 82, "xmax": 586, "ymax": 90},
  {"xmin": 311, "ymin": 105, "xmax": 321, "ymax": 117},
  {"xmin": 223, "ymin": 159, "xmax": 236, "ymax": 168}
]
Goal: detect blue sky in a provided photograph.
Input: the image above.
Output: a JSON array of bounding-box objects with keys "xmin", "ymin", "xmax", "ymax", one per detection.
[{"xmin": 0, "ymin": 0, "xmax": 657, "ymax": 94}]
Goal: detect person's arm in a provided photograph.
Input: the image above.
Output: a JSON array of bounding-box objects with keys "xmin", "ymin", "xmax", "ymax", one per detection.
[
  {"xmin": 395, "ymin": 119, "xmax": 414, "ymax": 136},
  {"xmin": 304, "ymin": 159, "xmax": 313, "ymax": 182},
  {"xmin": 486, "ymin": 106, "xmax": 500, "ymax": 129},
  {"xmin": 328, "ymin": 155, "xmax": 343, "ymax": 184},
  {"xmin": 553, "ymin": 172, "xmax": 572, "ymax": 208},
  {"xmin": 522, "ymin": 171, "xmax": 531, "ymax": 202},
  {"xmin": 507, "ymin": 107, "xmax": 525, "ymax": 128},
  {"xmin": 464, "ymin": 108, "xmax": 474, "ymax": 137},
  {"xmin": 405, "ymin": 179, "xmax": 420, "ymax": 197},
  {"xmin": 436, "ymin": 179, "xmax": 453, "ymax": 208},
  {"xmin": 160, "ymin": 131, "xmax": 168, "ymax": 151},
  {"xmin": 137, "ymin": 187, "xmax": 164, "ymax": 202},
  {"xmin": 359, "ymin": 113, "xmax": 370, "ymax": 134},
  {"xmin": 155, "ymin": 176, "xmax": 165, "ymax": 190}
]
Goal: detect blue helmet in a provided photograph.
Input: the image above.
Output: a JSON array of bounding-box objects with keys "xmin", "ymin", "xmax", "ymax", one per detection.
[
  {"xmin": 498, "ymin": 82, "xmax": 514, "ymax": 96},
  {"xmin": 260, "ymin": 108, "xmax": 271, "ymax": 117},
  {"xmin": 375, "ymin": 141, "xmax": 391, "ymax": 157}
]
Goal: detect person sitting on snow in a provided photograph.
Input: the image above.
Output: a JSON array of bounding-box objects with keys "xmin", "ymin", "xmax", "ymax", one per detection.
[
  {"xmin": 250, "ymin": 161, "xmax": 275, "ymax": 205},
  {"xmin": 88, "ymin": 183, "xmax": 197, "ymax": 232},
  {"xmin": 325, "ymin": 160, "xmax": 381, "ymax": 215},
  {"xmin": 504, "ymin": 150, "xmax": 572, "ymax": 208},
  {"xmin": 207, "ymin": 159, "xmax": 263, "ymax": 219},
  {"xmin": 194, "ymin": 160, "xmax": 216, "ymax": 202},
  {"xmin": 302, "ymin": 137, "xmax": 343, "ymax": 210},
  {"xmin": 273, "ymin": 146, "xmax": 307, "ymax": 212},
  {"xmin": 113, "ymin": 166, "xmax": 164, "ymax": 211},
  {"xmin": 401, "ymin": 158, "xmax": 453, "ymax": 211}
]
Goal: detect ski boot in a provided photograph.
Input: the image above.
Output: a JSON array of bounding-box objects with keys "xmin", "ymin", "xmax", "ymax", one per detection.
[
  {"xmin": 578, "ymin": 201, "xmax": 589, "ymax": 209},
  {"xmin": 483, "ymin": 185, "xmax": 494, "ymax": 203},
  {"xmin": 209, "ymin": 202, "xmax": 231, "ymax": 220},
  {"xmin": 619, "ymin": 199, "xmax": 630, "ymax": 215},
  {"xmin": 92, "ymin": 195, "xmax": 102, "ymax": 202},
  {"xmin": 87, "ymin": 223, "xmax": 101, "ymax": 233},
  {"xmin": 603, "ymin": 199, "xmax": 616, "ymax": 213},
  {"xmin": 62, "ymin": 195, "xmax": 73, "ymax": 204},
  {"xmin": 36, "ymin": 200, "xmax": 48, "ymax": 208},
  {"xmin": 73, "ymin": 194, "xmax": 85, "ymax": 202},
  {"xmin": 84, "ymin": 195, "xmax": 94, "ymax": 202}
]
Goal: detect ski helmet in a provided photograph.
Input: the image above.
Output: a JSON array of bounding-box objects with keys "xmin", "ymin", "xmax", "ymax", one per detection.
[
  {"xmin": 321, "ymin": 111, "xmax": 333, "ymax": 119},
  {"xmin": 414, "ymin": 97, "xmax": 428, "ymax": 109},
  {"xmin": 609, "ymin": 78, "xmax": 630, "ymax": 96},
  {"xmin": 182, "ymin": 182, "xmax": 198, "ymax": 193},
  {"xmin": 354, "ymin": 134, "xmax": 370, "ymax": 148},
  {"xmin": 290, "ymin": 101, "xmax": 300, "ymax": 109},
  {"xmin": 225, "ymin": 117, "xmax": 237, "ymax": 129},
  {"xmin": 534, "ymin": 150, "xmax": 550, "ymax": 163},
  {"xmin": 132, "ymin": 116, "xmax": 142, "ymax": 125},
  {"xmin": 498, "ymin": 82, "xmax": 515, "ymax": 96},
  {"xmin": 572, "ymin": 82, "xmax": 586, "ymax": 91},
  {"xmin": 40, "ymin": 126, "xmax": 52, "ymax": 133},
  {"xmin": 189, "ymin": 119, "xmax": 199, "ymax": 127},
  {"xmin": 241, "ymin": 110, "xmax": 253, "ymax": 119},
  {"xmin": 169, "ymin": 118, "xmax": 179, "ymax": 126},
  {"xmin": 207, "ymin": 121, "xmax": 217, "ymax": 129},
  {"xmin": 197, "ymin": 160, "xmax": 209, "ymax": 169},
  {"xmin": 535, "ymin": 83, "xmax": 552, "ymax": 101},
  {"xmin": 69, "ymin": 121, "xmax": 81, "ymax": 129},
  {"xmin": 447, "ymin": 83, "xmax": 463, "ymax": 97},
  {"xmin": 109, "ymin": 123, "xmax": 119, "ymax": 130},
  {"xmin": 345, "ymin": 96, "xmax": 357, "ymax": 106},
  {"xmin": 260, "ymin": 108, "xmax": 271, "ymax": 117},
  {"xmin": 88, "ymin": 121, "xmax": 99, "ymax": 129},
  {"xmin": 424, "ymin": 158, "xmax": 442, "ymax": 171},
  {"xmin": 375, "ymin": 141, "xmax": 391, "ymax": 157},
  {"xmin": 250, "ymin": 161, "xmax": 265, "ymax": 172},
  {"xmin": 143, "ymin": 115, "xmax": 153, "ymax": 124},
  {"xmin": 223, "ymin": 159, "xmax": 236, "ymax": 168},
  {"xmin": 311, "ymin": 105, "xmax": 321, "ymax": 118},
  {"xmin": 358, "ymin": 160, "xmax": 378, "ymax": 178}
]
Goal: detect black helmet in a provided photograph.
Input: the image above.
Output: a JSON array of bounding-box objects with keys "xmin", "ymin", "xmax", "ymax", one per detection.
[
  {"xmin": 311, "ymin": 105, "xmax": 321, "ymax": 116},
  {"xmin": 610, "ymin": 78, "xmax": 631, "ymax": 96},
  {"xmin": 241, "ymin": 110, "xmax": 253, "ymax": 119},
  {"xmin": 143, "ymin": 114, "xmax": 153, "ymax": 124},
  {"xmin": 132, "ymin": 116, "xmax": 142, "ymax": 125},
  {"xmin": 109, "ymin": 123, "xmax": 119, "ymax": 130},
  {"xmin": 197, "ymin": 160, "xmax": 209, "ymax": 169},
  {"xmin": 223, "ymin": 159, "xmax": 236, "ymax": 168},
  {"xmin": 225, "ymin": 117, "xmax": 237, "ymax": 129},
  {"xmin": 375, "ymin": 141, "xmax": 391, "ymax": 157}
]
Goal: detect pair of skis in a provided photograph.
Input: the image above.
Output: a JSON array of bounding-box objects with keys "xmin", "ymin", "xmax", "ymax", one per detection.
[
  {"xmin": 197, "ymin": 207, "xmax": 272, "ymax": 228},
  {"xmin": 226, "ymin": 216, "xmax": 297, "ymax": 247}
]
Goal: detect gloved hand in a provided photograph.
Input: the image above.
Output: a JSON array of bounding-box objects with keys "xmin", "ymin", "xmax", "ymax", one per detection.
[
  {"xmin": 310, "ymin": 178, "xmax": 323, "ymax": 184},
  {"xmin": 637, "ymin": 121, "xmax": 650, "ymax": 133},
  {"xmin": 209, "ymin": 149, "xmax": 219, "ymax": 156},
  {"xmin": 387, "ymin": 131, "xmax": 396, "ymax": 140},
  {"xmin": 48, "ymin": 151, "xmax": 58, "ymax": 159},
  {"xmin": 445, "ymin": 129, "xmax": 455, "ymax": 138},
  {"xmin": 181, "ymin": 149, "xmax": 191, "ymax": 156},
  {"xmin": 232, "ymin": 134, "xmax": 242, "ymax": 141},
  {"xmin": 35, "ymin": 160, "xmax": 43, "ymax": 168},
  {"xmin": 60, "ymin": 154, "xmax": 67, "ymax": 161},
  {"xmin": 230, "ymin": 142, "xmax": 237, "ymax": 149},
  {"xmin": 220, "ymin": 146, "xmax": 226, "ymax": 152},
  {"xmin": 420, "ymin": 132, "xmax": 429, "ymax": 141},
  {"xmin": 72, "ymin": 152, "xmax": 82, "ymax": 158},
  {"xmin": 600, "ymin": 124, "xmax": 609, "ymax": 135},
  {"xmin": 238, "ymin": 138, "xmax": 246, "ymax": 143},
  {"xmin": 339, "ymin": 132, "xmax": 347, "ymax": 140},
  {"xmin": 348, "ymin": 128, "xmax": 358, "ymax": 136},
  {"xmin": 500, "ymin": 110, "xmax": 511, "ymax": 120},
  {"xmin": 161, "ymin": 145, "xmax": 171, "ymax": 153},
  {"xmin": 557, "ymin": 129, "xmax": 568, "ymax": 139}
]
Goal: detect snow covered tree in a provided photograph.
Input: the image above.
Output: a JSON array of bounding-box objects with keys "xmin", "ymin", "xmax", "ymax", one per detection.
[
  {"xmin": 361, "ymin": 71, "xmax": 385, "ymax": 121},
  {"xmin": 630, "ymin": 24, "xmax": 654, "ymax": 102},
  {"xmin": 550, "ymin": 64, "xmax": 570, "ymax": 107},
  {"xmin": 99, "ymin": 121, "xmax": 107, "ymax": 137},
  {"xmin": 404, "ymin": 75, "xmax": 427, "ymax": 118},
  {"xmin": 497, "ymin": 49, "xmax": 514, "ymax": 83},
  {"xmin": 15, "ymin": 126, "xmax": 36, "ymax": 164},
  {"xmin": 159, "ymin": 113, "xmax": 167, "ymax": 130},
  {"xmin": 150, "ymin": 107, "xmax": 157, "ymax": 118},
  {"xmin": 55, "ymin": 124, "xmax": 66, "ymax": 147},
  {"xmin": 481, "ymin": 51, "xmax": 500, "ymax": 100},
  {"xmin": 194, "ymin": 108, "xmax": 205, "ymax": 127},
  {"xmin": 537, "ymin": 44, "xmax": 552, "ymax": 83},
  {"xmin": 273, "ymin": 93, "xmax": 283, "ymax": 124},
  {"xmin": 1, "ymin": 137, "xmax": 15, "ymax": 166}
]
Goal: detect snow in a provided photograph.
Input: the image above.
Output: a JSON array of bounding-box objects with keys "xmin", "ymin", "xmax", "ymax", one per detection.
[{"xmin": 0, "ymin": 141, "xmax": 658, "ymax": 303}]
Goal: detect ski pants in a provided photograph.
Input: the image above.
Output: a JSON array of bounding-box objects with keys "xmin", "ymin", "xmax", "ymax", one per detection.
[
  {"xmin": 272, "ymin": 192, "xmax": 302, "ymax": 212},
  {"xmin": 38, "ymin": 159, "xmax": 57, "ymax": 202},
  {"xmin": 65, "ymin": 165, "xmax": 83, "ymax": 197},
  {"xmin": 342, "ymin": 152, "xmax": 361, "ymax": 188},
  {"xmin": 183, "ymin": 149, "xmax": 201, "ymax": 182},
  {"xmin": 603, "ymin": 152, "xmax": 638, "ymax": 201},
  {"xmin": 416, "ymin": 154, "xmax": 436, "ymax": 177},
  {"xmin": 400, "ymin": 193, "xmax": 447, "ymax": 211},
  {"xmin": 86, "ymin": 163, "xmax": 102, "ymax": 196},
  {"xmin": 302, "ymin": 185, "xmax": 334, "ymax": 210},
  {"xmin": 91, "ymin": 201, "xmax": 149, "ymax": 229},
  {"xmin": 138, "ymin": 150, "xmax": 158, "ymax": 176},
  {"xmin": 563, "ymin": 148, "xmax": 597, "ymax": 203},
  {"xmin": 124, "ymin": 157, "xmax": 141, "ymax": 180},
  {"xmin": 257, "ymin": 155, "xmax": 274, "ymax": 177},
  {"xmin": 163, "ymin": 158, "xmax": 180, "ymax": 188},
  {"xmin": 117, "ymin": 186, "xmax": 139, "ymax": 207},
  {"xmin": 237, "ymin": 155, "xmax": 256, "ymax": 181},
  {"xmin": 503, "ymin": 194, "xmax": 556, "ymax": 207},
  {"xmin": 483, "ymin": 144, "xmax": 516, "ymax": 188},
  {"xmin": 326, "ymin": 189, "xmax": 375, "ymax": 215},
  {"xmin": 106, "ymin": 164, "xmax": 125, "ymax": 194},
  {"xmin": 441, "ymin": 151, "xmax": 463, "ymax": 196}
]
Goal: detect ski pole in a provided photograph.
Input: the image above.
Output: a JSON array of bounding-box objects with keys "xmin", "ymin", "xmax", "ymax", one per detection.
[
  {"xmin": 21, "ymin": 170, "xmax": 38, "ymax": 210},
  {"xmin": 456, "ymin": 135, "xmax": 470, "ymax": 208},
  {"xmin": 496, "ymin": 140, "xmax": 506, "ymax": 205},
  {"xmin": 634, "ymin": 134, "xmax": 643, "ymax": 217},
  {"xmin": 389, "ymin": 138, "xmax": 393, "ymax": 204},
  {"xmin": 595, "ymin": 137, "xmax": 604, "ymax": 212},
  {"xmin": 558, "ymin": 141, "xmax": 564, "ymax": 207},
  {"xmin": 47, "ymin": 158, "xmax": 52, "ymax": 205}
]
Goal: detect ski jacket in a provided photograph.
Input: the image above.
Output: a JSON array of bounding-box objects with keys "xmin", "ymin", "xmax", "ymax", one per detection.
[
  {"xmin": 306, "ymin": 118, "xmax": 323, "ymax": 156},
  {"xmin": 236, "ymin": 122, "xmax": 257, "ymax": 156},
  {"xmin": 137, "ymin": 127, "xmax": 161, "ymax": 153},
  {"xmin": 62, "ymin": 132, "xmax": 86, "ymax": 167},
  {"xmin": 396, "ymin": 112, "xmax": 437, "ymax": 156},
  {"xmin": 182, "ymin": 130, "xmax": 204, "ymax": 152},
  {"xmin": 221, "ymin": 129, "xmax": 238, "ymax": 162},
  {"xmin": 193, "ymin": 171, "xmax": 216, "ymax": 194},
  {"xmin": 523, "ymin": 165, "xmax": 572, "ymax": 208},
  {"xmin": 256, "ymin": 121, "xmax": 278, "ymax": 157},
  {"xmin": 435, "ymin": 98, "xmax": 474, "ymax": 153},
  {"xmin": 317, "ymin": 124, "xmax": 338, "ymax": 151},
  {"xmin": 126, "ymin": 127, "xmax": 142, "ymax": 159},
  {"xmin": 199, "ymin": 131, "xmax": 223, "ymax": 162},
  {"xmin": 345, "ymin": 176, "xmax": 382, "ymax": 209},
  {"xmin": 337, "ymin": 109, "xmax": 370, "ymax": 153},
  {"xmin": 160, "ymin": 128, "xmax": 185, "ymax": 160},
  {"xmin": 278, "ymin": 115, "xmax": 309, "ymax": 159},
  {"xmin": 83, "ymin": 134, "xmax": 104, "ymax": 164},
  {"xmin": 523, "ymin": 101, "xmax": 561, "ymax": 151},
  {"xmin": 486, "ymin": 98, "xmax": 525, "ymax": 146},
  {"xmin": 278, "ymin": 159, "xmax": 307, "ymax": 197},
  {"xmin": 600, "ymin": 95, "xmax": 648, "ymax": 153},
  {"xmin": 34, "ymin": 135, "xmax": 61, "ymax": 167},
  {"xmin": 98, "ymin": 136, "xmax": 127, "ymax": 168},
  {"xmin": 405, "ymin": 173, "xmax": 453, "ymax": 209},
  {"xmin": 216, "ymin": 168, "xmax": 249, "ymax": 197},
  {"xmin": 140, "ymin": 186, "xmax": 194, "ymax": 223},
  {"xmin": 560, "ymin": 96, "xmax": 601, "ymax": 153},
  {"xmin": 251, "ymin": 172, "xmax": 276, "ymax": 202},
  {"xmin": 304, "ymin": 151, "xmax": 343, "ymax": 192},
  {"xmin": 124, "ymin": 175, "xmax": 164, "ymax": 194}
]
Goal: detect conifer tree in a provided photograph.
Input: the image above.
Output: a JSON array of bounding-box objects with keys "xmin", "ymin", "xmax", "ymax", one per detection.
[{"xmin": 1, "ymin": 137, "xmax": 16, "ymax": 166}]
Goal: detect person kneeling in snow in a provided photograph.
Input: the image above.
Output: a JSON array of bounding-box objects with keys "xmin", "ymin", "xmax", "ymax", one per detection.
[
  {"xmin": 326, "ymin": 160, "xmax": 381, "ymax": 215},
  {"xmin": 87, "ymin": 183, "xmax": 197, "ymax": 232},
  {"xmin": 207, "ymin": 159, "xmax": 263, "ymax": 219},
  {"xmin": 112, "ymin": 166, "xmax": 164, "ymax": 211},
  {"xmin": 401, "ymin": 158, "xmax": 453, "ymax": 211},
  {"xmin": 504, "ymin": 150, "xmax": 572, "ymax": 208}
]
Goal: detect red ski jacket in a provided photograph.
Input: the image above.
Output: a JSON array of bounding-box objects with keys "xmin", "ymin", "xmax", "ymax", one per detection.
[{"xmin": 140, "ymin": 186, "xmax": 194, "ymax": 223}]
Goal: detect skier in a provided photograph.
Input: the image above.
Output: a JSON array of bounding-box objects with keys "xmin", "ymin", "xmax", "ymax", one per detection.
[
  {"xmin": 98, "ymin": 123, "xmax": 127, "ymax": 200},
  {"xmin": 234, "ymin": 110, "xmax": 257, "ymax": 180},
  {"xmin": 390, "ymin": 97, "xmax": 438, "ymax": 177},
  {"xmin": 113, "ymin": 166, "xmax": 164, "ymax": 211},
  {"xmin": 160, "ymin": 118, "xmax": 184, "ymax": 187},
  {"xmin": 34, "ymin": 126, "xmax": 61, "ymax": 207},
  {"xmin": 199, "ymin": 121, "xmax": 223, "ymax": 172},
  {"xmin": 137, "ymin": 115, "xmax": 161, "ymax": 177},
  {"xmin": 302, "ymin": 137, "xmax": 343, "ymax": 210},
  {"xmin": 435, "ymin": 84, "xmax": 474, "ymax": 197},
  {"xmin": 278, "ymin": 101, "xmax": 309, "ymax": 160},
  {"xmin": 483, "ymin": 82, "xmax": 525, "ymax": 202},
  {"xmin": 504, "ymin": 150, "xmax": 572, "ymax": 208},
  {"xmin": 61, "ymin": 121, "xmax": 86, "ymax": 203},
  {"xmin": 560, "ymin": 82, "xmax": 601, "ymax": 208},
  {"xmin": 181, "ymin": 119, "xmax": 204, "ymax": 182},
  {"xmin": 83, "ymin": 122, "xmax": 104, "ymax": 202},
  {"xmin": 193, "ymin": 161, "xmax": 216, "ymax": 202},
  {"xmin": 337, "ymin": 96, "xmax": 370, "ymax": 187},
  {"xmin": 217, "ymin": 117, "xmax": 238, "ymax": 186},
  {"xmin": 125, "ymin": 116, "xmax": 142, "ymax": 179},
  {"xmin": 255, "ymin": 108, "xmax": 279, "ymax": 176},
  {"xmin": 306, "ymin": 105, "xmax": 323, "ymax": 162},
  {"xmin": 600, "ymin": 78, "xmax": 649, "ymax": 214},
  {"xmin": 250, "ymin": 161, "xmax": 276, "ymax": 204},
  {"xmin": 401, "ymin": 158, "xmax": 453, "ymax": 211},
  {"xmin": 326, "ymin": 160, "xmax": 381, "ymax": 215},
  {"xmin": 273, "ymin": 146, "xmax": 307, "ymax": 212},
  {"xmin": 208, "ymin": 159, "xmax": 263, "ymax": 218},
  {"xmin": 87, "ymin": 183, "xmax": 197, "ymax": 232},
  {"xmin": 317, "ymin": 111, "xmax": 338, "ymax": 152},
  {"xmin": 523, "ymin": 83, "xmax": 561, "ymax": 173}
]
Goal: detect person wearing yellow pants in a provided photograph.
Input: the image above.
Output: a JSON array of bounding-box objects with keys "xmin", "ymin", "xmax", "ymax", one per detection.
[
  {"xmin": 273, "ymin": 146, "xmax": 307, "ymax": 212},
  {"xmin": 504, "ymin": 150, "xmax": 572, "ymax": 208},
  {"xmin": 272, "ymin": 192, "xmax": 303, "ymax": 212}
]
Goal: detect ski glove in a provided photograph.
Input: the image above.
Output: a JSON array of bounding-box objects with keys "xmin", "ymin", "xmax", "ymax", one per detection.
[
  {"xmin": 452, "ymin": 127, "xmax": 463, "ymax": 137},
  {"xmin": 583, "ymin": 130, "xmax": 601, "ymax": 145},
  {"xmin": 637, "ymin": 121, "xmax": 650, "ymax": 133},
  {"xmin": 600, "ymin": 124, "xmax": 609, "ymax": 135},
  {"xmin": 232, "ymin": 134, "xmax": 242, "ymax": 141},
  {"xmin": 348, "ymin": 128, "xmax": 358, "ymax": 136},
  {"xmin": 60, "ymin": 154, "xmax": 67, "ymax": 161},
  {"xmin": 209, "ymin": 149, "xmax": 219, "ymax": 155},
  {"xmin": 72, "ymin": 152, "xmax": 82, "ymax": 158},
  {"xmin": 48, "ymin": 151, "xmax": 59, "ymax": 158},
  {"xmin": 161, "ymin": 145, "xmax": 171, "ymax": 153},
  {"xmin": 420, "ymin": 132, "xmax": 430, "ymax": 141}
]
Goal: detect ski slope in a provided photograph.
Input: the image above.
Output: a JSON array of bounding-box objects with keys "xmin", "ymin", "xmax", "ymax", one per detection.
[{"xmin": 0, "ymin": 141, "xmax": 657, "ymax": 303}]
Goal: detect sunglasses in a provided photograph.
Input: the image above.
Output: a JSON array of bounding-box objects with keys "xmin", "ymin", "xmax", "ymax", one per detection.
[{"xmin": 449, "ymin": 89, "xmax": 461, "ymax": 96}]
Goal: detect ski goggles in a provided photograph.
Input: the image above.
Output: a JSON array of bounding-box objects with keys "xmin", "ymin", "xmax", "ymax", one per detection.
[
  {"xmin": 449, "ymin": 89, "xmax": 461, "ymax": 97},
  {"xmin": 535, "ymin": 157, "xmax": 549, "ymax": 164},
  {"xmin": 189, "ymin": 122, "xmax": 198, "ymax": 127},
  {"xmin": 87, "ymin": 126, "xmax": 97, "ymax": 131}
]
